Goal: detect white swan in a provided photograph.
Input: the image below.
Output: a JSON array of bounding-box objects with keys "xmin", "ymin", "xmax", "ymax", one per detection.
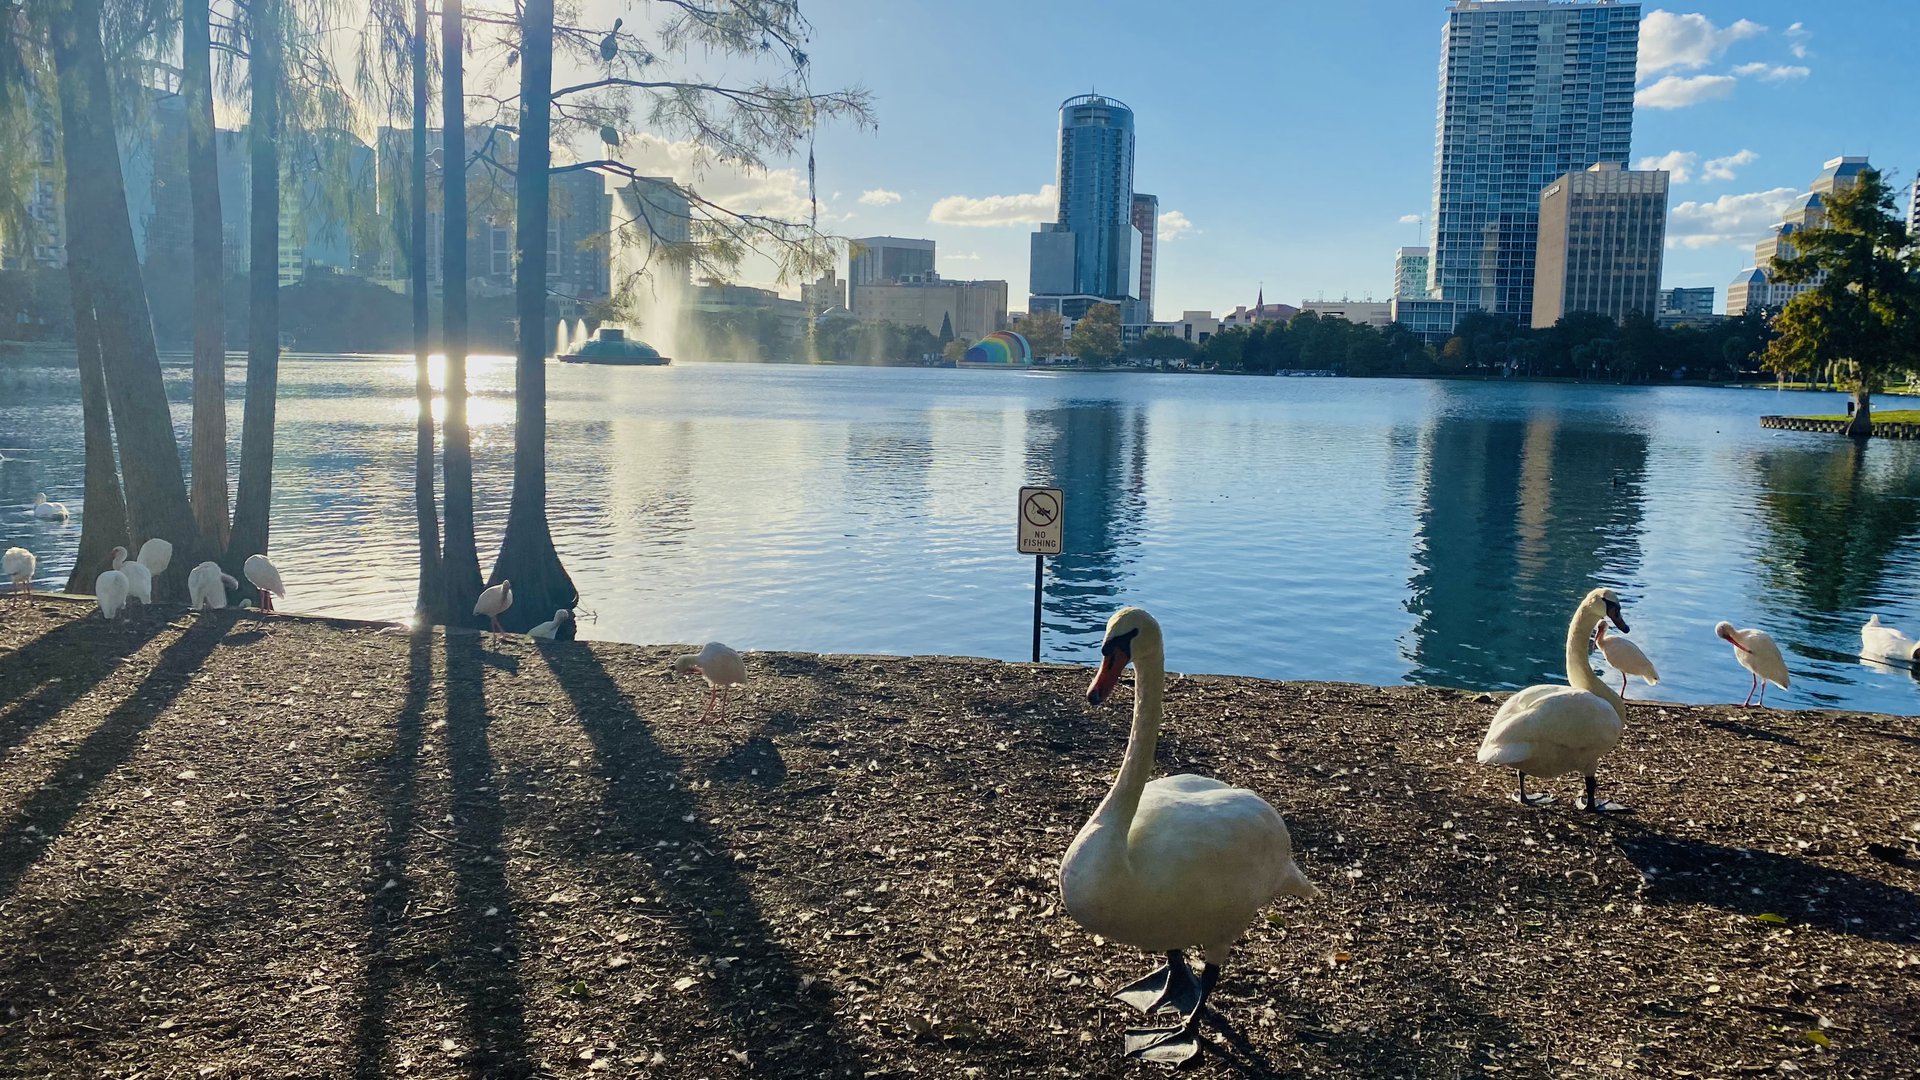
[
  {"xmin": 1594, "ymin": 622, "xmax": 1658, "ymax": 697},
  {"xmin": 29, "ymin": 494, "xmax": 67, "ymax": 520},
  {"xmin": 187, "ymin": 560, "xmax": 238, "ymax": 610},
  {"xmin": 95, "ymin": 569, "xmax": 130, "ymax": 619},
  {"xmin": 244, "ymin": 554, "xmax": 285, "ymax": 613},
  {"xmin": 137, "ymin": 537, "xmax": 173, "ymax": 577},
  {"xmin": 673, "ymin": 642, "xmax": 748, "ymax": 721},
  {"xmin": 474, "ymin": 580, "xmax": 513, "ymax": 635},
  {"xmin": 4, "ymin": 547, "xmax": 35, "ymax": 604},
  {"xmin": 1714, "ymin": 621, "xmax": 1789, "ymax": 707},
  {"xmin": 109, "ymin": 546, "xmax": 152, "ymax": 606},
  {"xmin": 1060, "ymin": 608, "xmax": 1319, "ymax": 1064},
  {"xmin": 1861, "ymin": 615, "xmax": 1920, "ymax": 666},
  {"xmin": 1478, "ymin": 588, "xmax": 1630, "ymax": 811},
  {"xmin": 528, "ymin": 608, "xmax": 573, "ymax": 640}
]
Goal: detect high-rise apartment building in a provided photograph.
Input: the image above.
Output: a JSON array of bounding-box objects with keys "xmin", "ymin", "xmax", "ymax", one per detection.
[
  {"xmin": 1394, "ymin": 247, "xmax": 1431, "ymax": 300},
  {"xmin": 1530, "ymin": 163, "xmax": 1668, "ymax": 328},
  {"xmin": 1430, "ymin": 0, "xmax": 1640, "ymax": 323},
  {"xmin": 1727, "ymin": 156, "xmax": 1872, "ymax": 316},
  {"xmin": 1131, "ymin": 193, "xmax": 1158, "ymax": 322},
  {"xmin": 1908, "ymin": 176, "xmax": 1918, "ymax": 240},
  {"xmin": 849, "ymin": 236, "xmax": 935, "ymax": 289},
  {"xmin": 1029, "ymin": 94, "xmax": 1142, "ymax": 321}
]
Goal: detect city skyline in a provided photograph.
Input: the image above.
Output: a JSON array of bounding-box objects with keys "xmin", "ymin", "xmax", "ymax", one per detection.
[{"xmin": 669, "ymin": 0, "xmax": 1916, "ymax": 316}]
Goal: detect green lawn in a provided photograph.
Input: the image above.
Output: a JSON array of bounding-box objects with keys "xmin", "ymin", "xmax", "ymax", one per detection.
[{"xmin": 1796, "ymin": 410, "xmax": 1920, "ymax": 423}]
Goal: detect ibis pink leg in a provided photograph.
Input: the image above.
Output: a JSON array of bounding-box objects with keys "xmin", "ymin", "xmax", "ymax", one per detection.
[{"xmin": 1743, "ymin": 673, "xmax": 1758, "ymax": 708}]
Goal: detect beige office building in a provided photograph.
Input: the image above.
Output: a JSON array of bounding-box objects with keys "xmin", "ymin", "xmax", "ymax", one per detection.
[
  {"xmin": 850, "ymin": 273, "xmax": 1008, "ymax": 343},
  {"xmin": 1531, "ymin": 163, "xmax": 1669, "ymax": 328}
]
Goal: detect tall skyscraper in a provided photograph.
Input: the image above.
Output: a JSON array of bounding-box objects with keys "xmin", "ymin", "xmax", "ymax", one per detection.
[
  {"xmin": 1727, "ymin": 156, "xmax": 1871, "ymax": 316},
  {"xmin": 1429, "ymin": 0, "xmax": 1641, "ymax": 323},
  {"xmin": 849, "ymin": 236, "xmax": 935, "ymax": 288},
  {"xmin": 1394, "ymin": 247, "xmax": 1431, "ymax": 300},
  {"xmin": 1531, "ymin": 163, "xmax": 1668, "ymax": 327},
  {"xmin": 1908, "ymin": 176, "xmax": 1919, "ymax": 239},
  {"xmin": 1131, "ymin": 193, "xmax": 1158, "ymax": 322},
  {"xmin": 1029, "ymin": 94, "xmax": 1142, "ymax": 321}
]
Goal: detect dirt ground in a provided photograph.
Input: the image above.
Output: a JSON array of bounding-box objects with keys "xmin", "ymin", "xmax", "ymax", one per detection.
[{"xmin": 0, "ymin": 600, "xmax": 1915, "ymax": 1079}]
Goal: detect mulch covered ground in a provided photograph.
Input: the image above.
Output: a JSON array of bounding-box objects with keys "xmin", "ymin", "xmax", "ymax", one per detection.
[{"xmin": 0, "ymin": 600, "xmax": 1916, "ymax": 1079}]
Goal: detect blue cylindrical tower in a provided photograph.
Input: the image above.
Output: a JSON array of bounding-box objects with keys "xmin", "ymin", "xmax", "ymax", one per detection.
[{"xmin": 1055, "ymin": 94, "xmax": 1136, "ymax": 300}]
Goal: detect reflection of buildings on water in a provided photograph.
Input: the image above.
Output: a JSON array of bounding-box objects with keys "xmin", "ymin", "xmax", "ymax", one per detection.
[
  {"xmin": 1753, "ymin": 441, "xmax": 1920, "ymax": 617},
  {"xmin": 1022, "ymin": 400, "xmax": 1149, "ymax": 656},
  {"xmin": 844, "ymin": 426, "xmax": 932, "ymax": 514},
  {"xmin": 1406, "ymin": 392, "xmax": 1649, "ymax": 690}
]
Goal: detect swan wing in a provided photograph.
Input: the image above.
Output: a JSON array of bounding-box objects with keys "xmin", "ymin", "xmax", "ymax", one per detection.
[
  {"xmin": 1113, "ymin": 781, "xmax": 1311, "ymax": 950},
  {"xmin": 1478, "ymin": 685, "xmax": 1621, "ymax": 769},
  {"xmin": 1861, "ymin": 623, "xmax": 1917, "ymax": 663}
]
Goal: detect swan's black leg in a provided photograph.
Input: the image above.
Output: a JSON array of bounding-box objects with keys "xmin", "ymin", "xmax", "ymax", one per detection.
[
  {"xmin": 1114, "ymin": 951, "xmax": 1199, "ymax": 1016},
  {"xmin": 1124, "ymin": 962, "xmax": 1221, "ymax": 1064},
  {"xmin": 1579, "ymin": 773, "xmax": 1626, "ymax": 813},
  {"xmin": 1513, "ymin": 771, "xmax": 1553, "ymax": 807}
]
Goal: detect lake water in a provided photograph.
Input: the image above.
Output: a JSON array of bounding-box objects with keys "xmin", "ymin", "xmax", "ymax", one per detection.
[{"xmin": 3, "ymin": 354, "xmax": 1918, "ymax": 714}]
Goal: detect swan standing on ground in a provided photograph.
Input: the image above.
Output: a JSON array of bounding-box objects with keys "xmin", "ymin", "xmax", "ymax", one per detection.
[
  {"xmin": 1061, "ymin": 607, "xmax": 1320, "ymax": 1065},
  {"xmin": 673, "ymin": 642, "xmax": 748, "ymax": 721},
  {"xmin": 1594, "ymin": 622, "xmax": 1659, "ymax": 697},
  {"xmin": 187, "ymin": 561, "xmax": 238, "ymax": 609},
  {"xmin": 528, "ymin": 609, "xmax": 572, "ymax": 640},
  {"xmin": 109, "ymin": 546, "xmax": 152, "ymax": 606},
  {"xmin": 244, "ymin": 554, "xmax": 285, "ymax": 613},
  {"xmin": 137, "ymin": 537, "xmax": 173, "ymax": 577},
  {"xmin": 1861, "ymin": 615, "xmax": 1920, "ymax": 666},
  {"xmin": 1715, "ymin": 621, "xmax": 1789, "ymax": 707},
  {"xmin": 4, "ymin": 547, "xmax": 35, "ymax": 604},
  {"xmin": 1478, "ymin": 588, "xmax": 1631, "ymax": 811},
  {"xmin": 474, "ymin": 580, "xmax": 512, "ymax": 635},
  {"xmin": 95, "ymin": 569, "xmax": 130, "ymax": 619},
  {"xmin": 29, "ymin": 494, "xmax": 66, "ymax": 520}
]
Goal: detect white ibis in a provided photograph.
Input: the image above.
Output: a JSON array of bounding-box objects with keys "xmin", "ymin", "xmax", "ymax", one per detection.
[
  {"xmin": 529, "ymin": 608, "xmax": 573, "ymax": 640},
  {"xmin": 673, "ymin": 642, "xmax": 747, "ymax": 721},
  {"xmin": 244, "ymin": 554, "xmax": 285, "ymax": 613},
  {"xmin": 1479, "ymin": 588, "xmax": 1630, "ymax": 811},
  {"xmin": 475, "ymin": 580, "xmax": 513, "ymax": 635},
  {"xmin": 1594, "ymin": 622, "xmax": 1659, "ymax": 698},
  {"xmin": 1714, "ymin": 621, "xmax": 1790, "ymax": 707},
  {"xmin": 137, "ymin": 537, "xmax": 173, "ymax": 576},
  {"xmin": 4, "ymin": 547, "xmax": 35, "ymax": 605},
  {"xmin": 95, "ymin": 569, "xmax": 130, "ymax": 619},
  {"xmin": 187, "ymin": 561, "xmax": 238, "ymax": 610}
]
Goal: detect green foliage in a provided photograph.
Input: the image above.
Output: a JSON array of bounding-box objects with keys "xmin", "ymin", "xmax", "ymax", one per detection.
[
  {"xmin": 1017, "ymin": 309, "xmax": 1065, "ymax": 357},
  {"xmin": 1764, "ymin": 168, "xmax": 1920, "ymax": 397},
  {"xmin": 807, "ymin": 317, "xmax": 939, "ymax": 365},
  {"xmin": 1070, "ymin": 302, "xmax": 1121, "ymax": 362},
  {"xmin": 1126, "ymin": 330, "xmax": 1193, "ymax": 363}
]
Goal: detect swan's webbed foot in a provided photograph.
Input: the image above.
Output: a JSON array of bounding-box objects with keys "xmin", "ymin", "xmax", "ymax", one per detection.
[
  {"xmin": 1121, "ymin": 962, "xmax": 1218, "ymax": 1065},
  {"xmin": 1114, "ymin": 951, "xmax": 1199, "ymax": 1016},
  {"xmin": 1575, "ymin": 775, "xmax": 1628, "ymax": 813},
  {"xmin": 1513, "ymin": 773, "xmax": 1553, "ymax": 807}
]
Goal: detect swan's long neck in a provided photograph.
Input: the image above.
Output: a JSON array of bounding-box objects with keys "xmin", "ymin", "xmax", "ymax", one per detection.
[
  {"xmin": 1567, "ymin": 607, "xmax": 1626, "ymax": 721},
  {"xmin": 1092, "ymin": 652, "xmax": 1165, "ymax": 836}
]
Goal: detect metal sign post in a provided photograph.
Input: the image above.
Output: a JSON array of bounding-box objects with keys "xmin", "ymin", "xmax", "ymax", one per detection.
[{"xmin": 1018, "ymin": 486, "xmax": 1064, "ymax": 663}]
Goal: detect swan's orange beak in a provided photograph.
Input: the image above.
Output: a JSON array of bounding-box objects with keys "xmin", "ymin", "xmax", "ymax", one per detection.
[{"xmin": 1087, "ymin": 647, "xmax": 1128, "ymax": 706}]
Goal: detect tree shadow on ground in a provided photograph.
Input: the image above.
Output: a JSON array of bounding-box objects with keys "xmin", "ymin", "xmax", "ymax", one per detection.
[
  {"xmin": 1614, "ymin": 824, "xmax": 1920, "ymax": 942},
  {"xmin": 0, "ymin": 882, "xmax": 159, "ymax": 1045},
  {"xmin": 442, "ymin": 632, "xmax": 534, "ymax": 1077},
  {"xmin": 350, "ymin": 632, "xmax": 433, "ymax": 1079},
  {"xmin": 0, "ymin": 614, "xmax": 168, "ymax": 746},
  {"xmin": 0, "ymin": 617, "xmax": 226, "ymax": 903},
  {"xmin": 542, "ymin": 646, "xmax": 870, "ymax": 1077}
]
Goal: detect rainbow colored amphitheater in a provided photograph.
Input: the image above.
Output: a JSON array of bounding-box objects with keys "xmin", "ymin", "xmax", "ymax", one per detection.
[{"xmin": 960, "ymin": 330, "xmax": 1033, "ymax": 367}]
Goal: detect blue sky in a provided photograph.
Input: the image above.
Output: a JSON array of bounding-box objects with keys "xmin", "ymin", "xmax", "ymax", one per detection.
[{"xmin": 586, "ymin": 1, "xmax": 1918, "ymax": 317}]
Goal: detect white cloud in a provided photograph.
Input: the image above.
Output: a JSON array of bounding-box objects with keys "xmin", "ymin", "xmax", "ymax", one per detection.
[
  {"xmin": 1666, "ymin": 186, "xmax": 1798, "ymax": 248},
  {"xmin": 1639, "ymin": 11, "xmax": 1766, "ymax": 77},
  {"xmin": 1397, "ymin": 213, "xmax": 1422, "ymax": 225},
  {"xmin": 927, "ymin": 185, "xmax": 1057, "ymax": 227},
  {"xmin": 1636, "ymin": 150, "xmax": 1699, "ymax": 183},
  {"xmin": 1785, "ymin": 21, "xmax": 1810, "ymax": 59},
  {"xmin": 1731, "ymin": 62, "xmax": 1810, "ymax": 81},
  {"xmin": 1635, "ymin": 74, "xmax": 1738, "ymax": 109},
  {"xmin": 946, "ymin": 251, "xmax": 982, "ymax": 261},
  {"xmin": 857, "ymin": 188, "xmax": 902, "ymax": 206},
  {"xmin": 1157, "ymin": 210, "xmax": 1194, "ymax": 243},
  {"xmin": 1701, "ymin": 149, "xmax": 1759, "ymax": 182}
]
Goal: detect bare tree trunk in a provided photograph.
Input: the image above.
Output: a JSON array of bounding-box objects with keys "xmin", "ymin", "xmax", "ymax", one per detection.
[
  {"xmin": 229, "ymin": 0, "xmax": 283, "ymax": 578},
  {"xmin": 1845, "ymin": 384, "xmax": 1872, "ymax": 439},
  {"xmin": 184, "ymin": 0, "xmax": 230, "ymax": 550},
  {"xmin": 438, "ymin": 0, "xmax": 483, "ymax": 619},
  {"xmin": 61, "ymin": 272, "xmax": 130, "ymax": 593},
  {"xmin": 410, "ymin": 0, "xmax": 442, "ymax": 618},
  {"xmin": 52, "ymin": 0, "xmax": 203, "ymax": 599},
  {"xmin": 490, "ymin": 0, "xmax": 576, "ymax": 630}
]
